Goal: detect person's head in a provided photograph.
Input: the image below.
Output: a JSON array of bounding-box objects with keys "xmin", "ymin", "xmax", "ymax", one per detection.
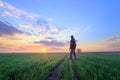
[{"xmin": 71, "ymin": 35, "xmax": 74, "ymax": 39}]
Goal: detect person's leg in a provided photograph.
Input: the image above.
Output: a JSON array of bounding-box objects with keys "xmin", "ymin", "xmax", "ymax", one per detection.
[
  {"xmin": 73, "ymin": 49, "xmax": 77, "ymax": 59},
  {"xmin": 70, "ymin": 49, "xmax": 73, "ymax": 60}
]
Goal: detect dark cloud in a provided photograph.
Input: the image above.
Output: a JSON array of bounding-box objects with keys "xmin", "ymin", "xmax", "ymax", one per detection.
[
  {"xmin": 0, "ymin": 21, "xmax": 23, "ymax": 36},
  {"xmin": 37, "ymin": 19, "xmax": 48, "ymax": 26},
  {"xmin": 36, "ymin": 19, "xmax": 50, "ymax": 30},
  {"xmin": 0, "ymin": 46, "xmax": 7, "ymax": 49},
  {"xmin": 50, "ymin": 32, "xmax": 59, "ymax": 34},
  {"xmin": 34, "ymin": 40, "xmax": 65, "ymax": 47},
  {"xmin": 45, "ymin": 37, "xmax": 54, "ymax": 40},
  {"xmin": 36, "ymin": 19, "xmax": 61, "ymax": 35}
]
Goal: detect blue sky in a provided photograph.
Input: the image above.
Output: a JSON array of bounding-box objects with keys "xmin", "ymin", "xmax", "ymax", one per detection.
[{"xmin": 0, "ymin": 0, "xmax": 120, "ymax": 52}]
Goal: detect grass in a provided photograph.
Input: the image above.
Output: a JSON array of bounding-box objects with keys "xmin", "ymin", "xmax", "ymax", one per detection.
[
  {"xmin": 0, "ymin": 53, "xmax": 120, "ymax": 80},
  {"xmin": 73, "ymin": 53, "xmax": 120, "ymax": 80},
  {"xmin": 0, "ymin": 53, "xmax": 66, "ymax": 80},
  {"xmin": 56, "ymin": 55, "xmax": 74, "ymax": 80}
]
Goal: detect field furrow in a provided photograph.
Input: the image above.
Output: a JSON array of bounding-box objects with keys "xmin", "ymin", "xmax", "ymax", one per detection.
[
  {"xmin": 46, "ymin": 55, "xmax": 66, "ymax": 80},
  {"xmin": 0, "ymin": 53, "xmax": 120, "ymax": 80}
]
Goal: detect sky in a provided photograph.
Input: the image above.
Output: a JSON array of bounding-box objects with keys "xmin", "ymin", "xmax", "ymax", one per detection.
[{"xmin": 0, "ymin": 0, "xmax": 120, "ymax": 53}]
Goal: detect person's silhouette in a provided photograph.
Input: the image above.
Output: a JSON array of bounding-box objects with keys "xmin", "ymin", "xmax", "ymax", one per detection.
[{"xmin": 69, "ymin": 35, "xmax": 77, "ymax": 60}]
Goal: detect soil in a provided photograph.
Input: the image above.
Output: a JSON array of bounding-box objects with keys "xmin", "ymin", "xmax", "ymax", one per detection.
[{"xmin": 46, "ymin": 56, "xmax": 66, "ymax": 80}]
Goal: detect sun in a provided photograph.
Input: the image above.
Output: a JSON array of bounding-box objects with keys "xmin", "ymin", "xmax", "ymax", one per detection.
[{"xmin": 41, "ymin": 48, "xmax": 46, "ymax": 53}]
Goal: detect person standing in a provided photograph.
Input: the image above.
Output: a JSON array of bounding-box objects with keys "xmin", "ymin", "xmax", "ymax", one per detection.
[{"xmin": 69, "ymin": 35, "xmax": 77, "ymax": 60}]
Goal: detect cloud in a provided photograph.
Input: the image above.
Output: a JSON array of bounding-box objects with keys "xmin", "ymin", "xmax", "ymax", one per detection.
[
  {"xmin": 49, "ymin": 25, "xmax": 60, "ymax": 34},
  {"xmin": 108, "ymin": 43, "xmax": 120, "ymax": 48},
  {"xmin": 82, "ymin": 26, "xmax": 90, "ymax": 32},
  {"xmin": 47, "ymin": 18, "xmax": 53, "ymax": 22},
  {"xmin": 0, "ymin": 1, "xmax": 4, "ymax": 7},
  {"xmin": 34, "ymin": 40, "xmax": 66, "ymax": 47},
  {"xmin": 0, "ymin": 43, "xmax": 13, "ymax": 51},
  {"xmin": 0, "ymin": 1, "xmax": 81, "ymax": 46},
  {"xmin": 8, "ymin": 37, "xmax": 22, "ymax": 40},
  {"xmin": 102, "ymin": 35, "xmax": 120, "ymax": 51},
  {"xmin": 0, "ymin": 0, "xmax": 80, "ymax": 40},
  {"xmin": 17, "ymin": 20, "xmax": 79, "ymax": 45},
  {"xmin": 17, "ymin": 19, "xmax": 62, "ymax": 36},
  {"xmin": 0, "ymin": 46, "xmax": 7, "ymax": 49},
  {"xmin": 103, "ymin": 35, "xmax": 120, "ymax": 42},
  {"xmin": 2, "ymin": 11, "xmax": 19, "ymax": 18},
  {"xmin": 0, "ymin": 1, "xmax": 40, "ymax": 19},
  {"xmin": 45, "ymin": 37, "xmax": 54, "ymax": 40},
  {"xmin": 0, "ymin": 21, "xmax": 23, "ymax": 36}
]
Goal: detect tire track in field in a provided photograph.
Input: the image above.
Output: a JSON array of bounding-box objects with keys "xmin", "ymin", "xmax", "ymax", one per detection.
[
  {"xmin": 46, "ymin": 55, "xmax": 66, "ymax": 80},
  {"xmin": 72, "ymin": 60, "xmax": 80, "ymax": 80},
  {"xmin": 72, "ymin": 67, "xmax": 80, "ymax": 80}
]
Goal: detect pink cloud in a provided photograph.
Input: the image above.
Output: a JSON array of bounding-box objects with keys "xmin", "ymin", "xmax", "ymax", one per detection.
[{"xmin": 102, "ymin": 35, "xmax": 120, "ymax": 51}]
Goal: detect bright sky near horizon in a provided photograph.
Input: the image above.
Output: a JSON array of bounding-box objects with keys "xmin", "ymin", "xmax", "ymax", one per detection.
[{"xmin": 0, "ymin": 0, "xmax": 120, "ymax": 53}]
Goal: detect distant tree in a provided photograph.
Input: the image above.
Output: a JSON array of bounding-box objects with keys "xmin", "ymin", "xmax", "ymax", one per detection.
[{"xmin": 77, "ymin": 48, "xmax": 81, "ymax": 53}]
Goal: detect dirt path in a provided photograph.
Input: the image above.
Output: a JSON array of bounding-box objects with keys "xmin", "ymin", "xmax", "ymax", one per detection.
[
  {"xmin": 46, "ymin": 56, "xmax": 66, "ymax": 80},
  {"xmin": 73, "ymin": 67, "xmax": 80, "ymax": 80},
  {"xmin": 46, "ymin": 56, "xmax": 80, "ymax": 80}
]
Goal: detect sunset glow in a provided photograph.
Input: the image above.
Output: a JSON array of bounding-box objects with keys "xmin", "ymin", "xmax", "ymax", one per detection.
[
  {"xmin": 0, "ymin": 0, "xmax": 120, "ymax": 53},
  {"xmin": 41, "ymin": 48, "xmax": 46, "ymax": 53}
]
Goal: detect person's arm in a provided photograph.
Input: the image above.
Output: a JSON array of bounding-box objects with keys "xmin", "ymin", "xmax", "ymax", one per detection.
[{"xmin": 69, "ymin": 40, "xmax": 72, "ymax": 51}]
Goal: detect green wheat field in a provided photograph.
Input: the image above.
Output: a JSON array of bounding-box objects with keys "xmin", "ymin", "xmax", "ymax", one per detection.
[{"xmin": 0, "ymin": 53, "xmax": 120, "ymax": 80}]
